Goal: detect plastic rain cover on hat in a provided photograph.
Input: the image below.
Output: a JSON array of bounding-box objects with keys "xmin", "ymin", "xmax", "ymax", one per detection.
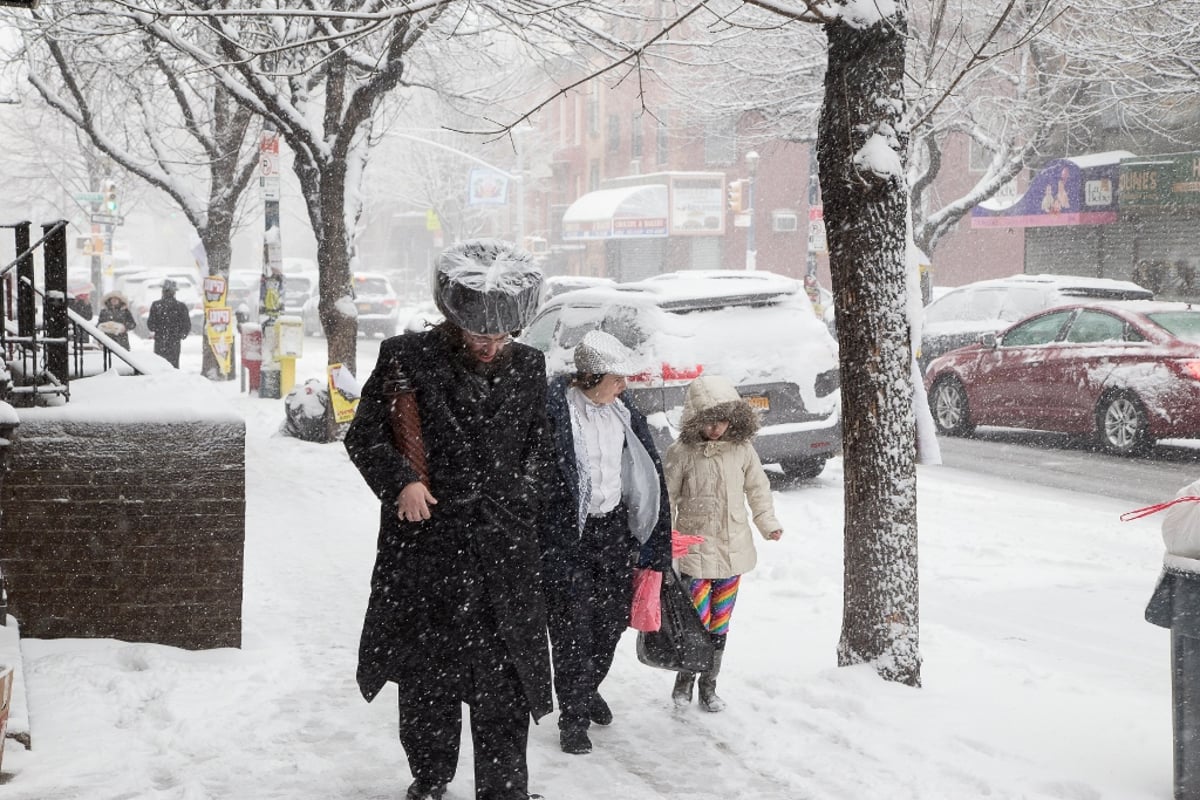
[
  {"xmin": 432, "ymin": 239, "xmax": 543, "ymax": 335},
  {"xmin": 573, "ymin": 329, "xmax": 642, "ymax": 376}
]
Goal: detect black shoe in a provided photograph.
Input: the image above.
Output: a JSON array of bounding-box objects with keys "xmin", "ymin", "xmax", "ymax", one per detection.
[
  {"xmin": 588, "ymin": 692, "xmax": 613, "ymax": 726},
  {"xmin": 559, "ymin": 727, "xmax": 592, "ymax": 755},
  {"xmin": 405, "ymin": 780, "xmax": 447, "ymax": 800}
]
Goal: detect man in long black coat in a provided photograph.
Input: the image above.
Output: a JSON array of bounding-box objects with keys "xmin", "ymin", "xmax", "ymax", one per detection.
[
  {"xmin": 345, "ymin": 240, "xmax": 552, "ymax": 800},
  {"xmin": 146, "ymin": 279, "xmax": 191, "ymax": 368}
]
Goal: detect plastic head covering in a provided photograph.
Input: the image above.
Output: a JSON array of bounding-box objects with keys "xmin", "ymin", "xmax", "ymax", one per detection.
[
  {"xmin": 161, "ymin": 279, "xmax": 178, "ymax": 294},
  {"xmin": 432, "ymin": 239, "xmax": 542, "ymax": 335},
  {"xmin": 573, "ymin": 330, "xmax": 642, "ymax": 376}
]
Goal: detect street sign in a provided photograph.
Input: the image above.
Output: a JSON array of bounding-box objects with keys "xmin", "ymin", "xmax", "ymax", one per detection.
[
  {"xmin": 75, "ymin": 192, "xmax": 104, "ymax": 204},
  {"xmin": 90, "ymin": 213, "xmax": 124, "ymax": 226}
]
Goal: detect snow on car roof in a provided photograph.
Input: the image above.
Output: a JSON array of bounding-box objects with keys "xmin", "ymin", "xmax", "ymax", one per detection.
[
  {"xmin": 971, "ymin": 273, "xmax": 1152, "ymax": 295},
  {"xmin": 541, "ymin": 270, "xmax": 803, "ymax": 310}
]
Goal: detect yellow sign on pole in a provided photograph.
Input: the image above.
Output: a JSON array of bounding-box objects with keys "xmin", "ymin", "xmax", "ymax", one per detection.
[
  {"xmin": 327, "ymin": 363, "xmax": 361, "ymax": 423},
  {"xmin": 204, "ymin": 306, "xmax": 235, "ymax": 377}
]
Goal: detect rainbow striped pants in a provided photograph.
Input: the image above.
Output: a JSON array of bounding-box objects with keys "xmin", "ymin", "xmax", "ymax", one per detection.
[{"xmin": 683, "ymin": 574, "xmax": 741, "ymax": 640}]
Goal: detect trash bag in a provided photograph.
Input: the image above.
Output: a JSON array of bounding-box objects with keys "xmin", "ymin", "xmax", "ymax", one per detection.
[
  {"xmin": 281, "ymin": 378, "xmax": 333, "ymax": 443},
  {"xmin": 629, "ymin": 568, "xmax": 662, "ymax": 632},
  {"xmin": 635, "ymin": 570, "xmax": 714, "ymax": 673}
]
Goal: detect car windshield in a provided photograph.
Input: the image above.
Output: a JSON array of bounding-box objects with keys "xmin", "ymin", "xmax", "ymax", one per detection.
[{"xmin": 1148, "ymin": 311, "xmax": 1200, "ymax": 343}]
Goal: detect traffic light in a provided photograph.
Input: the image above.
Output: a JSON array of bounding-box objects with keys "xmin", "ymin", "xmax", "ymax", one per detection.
[
  {"xmin": 103, "ymin": 180, "xmax": 118, "ymax": 213},
  {"xmin": 727, "ymin": 179, "xmax": 745, "ymax": 213}
]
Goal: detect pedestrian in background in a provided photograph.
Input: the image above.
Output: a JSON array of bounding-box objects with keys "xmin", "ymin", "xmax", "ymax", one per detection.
[
  {"xmin": 97, "ymin": 291, "xmax": 136, "ymax": 350},
  {"xmin": 663, "ymin": 374, "xmax": 783, "ymax": 712},
  {"xmin": 541, "ymin": 329, "xmax": 672, "ymax": 755},
  {"xmin": 344, "ymin": 239, "xmax": 551, "ymax": 800},
  {"xmin": 146, "ymin": 279, "xmax": 190, "ymax": 368}
]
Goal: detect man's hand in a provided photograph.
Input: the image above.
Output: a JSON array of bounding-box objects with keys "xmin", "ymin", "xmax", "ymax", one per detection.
[{"xmin": 397, "ymin": 482, "xmax": 438, "ymax": 523}]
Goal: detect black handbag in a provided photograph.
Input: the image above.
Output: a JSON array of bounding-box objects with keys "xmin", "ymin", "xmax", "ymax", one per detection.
[{"xmin": 635, "ymin": 570, "xmax": 714, "ymax": 673}]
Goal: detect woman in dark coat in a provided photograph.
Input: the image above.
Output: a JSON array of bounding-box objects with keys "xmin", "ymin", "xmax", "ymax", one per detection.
[
  {"xmin": 540, "ymin": 329, "xmax": 673, "ymax": 756},
  {"xmin": 97, "ymin": 291, "xmax": 136, "ymax": 350},
  {"xmin": 344, "ymin": 240, "xmax": 552, "ymax": 800}
]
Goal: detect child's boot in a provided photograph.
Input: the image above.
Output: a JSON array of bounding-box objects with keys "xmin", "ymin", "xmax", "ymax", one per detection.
[
  {"xmin": 698, "ymin": 652, "xmax": 725, "ymax": 712},
  {"xmin": 672, "ymin": 671, "xmax": 695, "ymax": 706}
]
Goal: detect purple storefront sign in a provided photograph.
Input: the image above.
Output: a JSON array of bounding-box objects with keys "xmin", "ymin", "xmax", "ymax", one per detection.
[{"xmin": 971, "ymin": 155, "xmax": 1123, "ymax": 229}]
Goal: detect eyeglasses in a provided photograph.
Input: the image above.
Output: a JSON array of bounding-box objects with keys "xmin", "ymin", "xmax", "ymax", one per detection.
[{"xmin": 463, "ymin": 331, "xmax": 513, "ymax": 348}]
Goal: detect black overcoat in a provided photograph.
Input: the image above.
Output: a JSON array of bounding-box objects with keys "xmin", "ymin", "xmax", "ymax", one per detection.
[{"xmin": 344, "ymin": 327, "xmax": 554, "ymax": 720}]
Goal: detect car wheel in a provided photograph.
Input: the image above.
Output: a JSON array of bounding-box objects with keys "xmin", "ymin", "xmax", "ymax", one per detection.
[
  {"xmin": 930, "ymin": 376, "xmax": 974, "ymax": 437},
  {"xmin": 1096, "ymin": 391, "xmax": 1152, "ymax": 455},
  {"xmin": 780, "ymin": 457, "xmax": 827, "ymax": 481}
]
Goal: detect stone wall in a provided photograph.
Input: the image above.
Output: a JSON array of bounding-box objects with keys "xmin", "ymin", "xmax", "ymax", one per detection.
[{"xmin": 0, "ymin": 419, "xmax": 245, "ymax": 649}]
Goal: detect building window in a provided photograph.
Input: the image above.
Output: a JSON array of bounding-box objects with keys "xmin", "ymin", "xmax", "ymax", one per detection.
[
  {"xmin": 704, "ymin": 118, "xmax": 737, "ymax": 166},
  {"xmin": 589, "ymin": 160, "xmax": 600, "ymax": 192},
  {"xmin": 607, "ymin": 114, "xmax": 620, "ymax": 153},
  {"xmin": 587, "ymin": 85, "xmax": 600, "ymax": 138},
  {"xmin": 631, "ymin": 113, "xmax": 643, "ymax": 159},
  {"xmin": 969, "ymin": 139, "xmax": 993, "ymax": 173},
  {"xmin": 657, "ymin": 119, "xmax": 669, "ymax": 165}
]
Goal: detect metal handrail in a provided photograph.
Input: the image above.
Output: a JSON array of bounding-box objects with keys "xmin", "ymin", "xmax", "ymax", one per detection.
[{"xmin": 0, "ymin": 220, "xmax": 68, "ymax": 280}]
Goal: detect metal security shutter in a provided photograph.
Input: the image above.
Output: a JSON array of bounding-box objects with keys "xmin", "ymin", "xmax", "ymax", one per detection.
[
  {"xmin": 689, "ymin": 237, "xmax": 721, "ymax": 270},
  {"xmin": 1024, "ymin": 227, "xmax": 1106, "ymax": 278},
  {"xmin": 608, "ymin": 239, "xmax": 665, "ymax": 282},
  {"xmin": 1026, "ymin": 215, "xmax": 1200, "ymax": 297}
]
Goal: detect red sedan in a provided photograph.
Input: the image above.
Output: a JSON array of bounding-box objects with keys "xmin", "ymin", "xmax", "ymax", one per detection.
[{"xmin": 924, "ymin": 300, "xmax": 1200, "ymax": 454}]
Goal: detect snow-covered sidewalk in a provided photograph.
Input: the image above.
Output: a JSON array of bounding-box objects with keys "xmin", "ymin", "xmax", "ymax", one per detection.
[{"xmin": 0, "ymin": 344, "xmax": 1177, "ymax": 799}]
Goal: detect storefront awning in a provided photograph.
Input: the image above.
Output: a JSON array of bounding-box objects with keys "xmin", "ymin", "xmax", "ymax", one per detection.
[
  {"xmin": 562, "ymin": 184, "xmax": 669, "ymax": 240},
  {"xmin": 971, "ymin": 151, "xmax": 1132, "ymax": 229}
]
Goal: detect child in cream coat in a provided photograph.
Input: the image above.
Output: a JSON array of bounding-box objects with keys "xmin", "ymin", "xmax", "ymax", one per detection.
[{"xmin": 663, "ymin": 374, "xmax": 783, "ymax": 712}]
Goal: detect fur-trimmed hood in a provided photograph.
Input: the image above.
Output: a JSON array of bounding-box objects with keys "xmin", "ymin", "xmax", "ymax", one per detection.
[
  {"xmin": 678, "ymin": 374, "xmax": 759, "ymax": 445},
  {"xmin": 101, "ymin": 291, "xmax": 130, "ymax": 308}
]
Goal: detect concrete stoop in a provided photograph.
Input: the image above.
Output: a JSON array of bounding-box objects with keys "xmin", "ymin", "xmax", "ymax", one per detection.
[{"xmin": 0, "ymin": 615, "xmax": 29, "ymax": 751}]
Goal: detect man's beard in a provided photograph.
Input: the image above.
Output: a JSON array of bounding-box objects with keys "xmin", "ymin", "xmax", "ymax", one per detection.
[{"xmin": 463, "ymin": 343, "xmax": 514, "ymax": 378}]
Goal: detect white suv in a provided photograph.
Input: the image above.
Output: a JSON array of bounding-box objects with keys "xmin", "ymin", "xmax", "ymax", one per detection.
[{"xmin": 521, "ymin": 270, "xmax": 842, "ymax": 479}]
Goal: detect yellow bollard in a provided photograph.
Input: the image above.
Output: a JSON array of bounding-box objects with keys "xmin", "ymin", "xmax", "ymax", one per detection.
[{"xmin": 280, "ymin": 355, "xmax": 296, "ymax": 397}]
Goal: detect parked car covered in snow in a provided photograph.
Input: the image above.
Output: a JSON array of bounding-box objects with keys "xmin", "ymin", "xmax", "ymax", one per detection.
[
  {"xmin": 924, "ymin": 299, "xmax": 1200, "ymax": 454},
  {"xmin": 521, "ymin": 269, "xmax": 842, "ymax": 479},
  {"xmin": 919, "ymin": 274, "xmax": 1153, "ymax": 370},
  {"xmin": 302, "ymin": 272, "xmax": 398, "ymax": 337}
]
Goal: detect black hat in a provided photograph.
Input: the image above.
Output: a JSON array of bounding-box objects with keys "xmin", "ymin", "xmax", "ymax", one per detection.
[{"xmin": 432, "ymin": 239, "xmax": 542, "ymax": 335}]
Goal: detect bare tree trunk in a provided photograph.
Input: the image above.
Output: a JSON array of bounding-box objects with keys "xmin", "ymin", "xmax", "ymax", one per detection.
[
  {"xmin": 818, "ymin": 10, "xmax": 921, "ymax": 687},
  {"xmin": 296, "ymin": 156, "xmax": 356, "ymax": 378}
]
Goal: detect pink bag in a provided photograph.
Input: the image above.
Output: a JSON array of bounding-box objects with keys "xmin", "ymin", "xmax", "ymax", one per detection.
[{"xmin": 629, "ymin": 568, "xmax": 663, "ymax": 632}]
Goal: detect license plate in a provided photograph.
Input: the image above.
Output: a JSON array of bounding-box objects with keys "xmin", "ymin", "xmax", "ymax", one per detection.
[
  {"xmin": 745, "ymin": 395, "xmax": 769, "ymax": 412},
  {"xmin": 358, "ymin": 303, "xmax": 373, "ymax": 312}
]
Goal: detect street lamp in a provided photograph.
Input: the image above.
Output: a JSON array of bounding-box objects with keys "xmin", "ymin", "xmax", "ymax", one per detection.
[{"xmin": 744, "ymin": 150, "xmax": 759, "ymax": 271}]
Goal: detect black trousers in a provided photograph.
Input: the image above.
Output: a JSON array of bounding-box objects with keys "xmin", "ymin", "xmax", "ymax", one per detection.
[
  {"xmin": 397, "ymin": 657, "xmax": 531, "ymax": 800},
  {"xmin": 544, "ymin": 506, "xmax": 638, "ymax": 731},
  {"xmin": 154, "ymin": 338, "xmax": 182, "ymax": 368}
]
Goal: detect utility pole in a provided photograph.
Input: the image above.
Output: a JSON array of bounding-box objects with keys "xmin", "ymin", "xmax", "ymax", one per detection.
[{"xmin": 258, "ymin": 121, "xmax": 285, "ymax": 398}]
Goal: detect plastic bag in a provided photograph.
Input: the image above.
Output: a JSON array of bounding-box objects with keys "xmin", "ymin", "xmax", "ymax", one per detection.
[
  {"xmin": 281, "ymin": 378, "xmax": 333, "ymax": 443},
  {"xmin": 635, "ymin": 570, "xmax": 714, "ymax": 673},
  {"xmin": 629, "ymin": 568, "xmax": 662, "ymax": 632},
  {"xmin": 1121, "ymin": 478, "xmax": 1200, "ymax": 558}
]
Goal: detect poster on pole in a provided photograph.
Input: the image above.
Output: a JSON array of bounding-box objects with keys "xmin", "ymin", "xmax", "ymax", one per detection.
[{"xmin": 260, "ymin": 131, "xmax": 281, "ymax": 201}]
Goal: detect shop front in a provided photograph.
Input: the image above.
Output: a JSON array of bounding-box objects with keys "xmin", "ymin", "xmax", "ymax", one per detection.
[
  {"xmin": 560, "ymin": 173, "xmax": 725, "ymax": 282},
  {"xmin": 971, "ymin": 151, "xmax": 1127, "ymax": 280}
]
